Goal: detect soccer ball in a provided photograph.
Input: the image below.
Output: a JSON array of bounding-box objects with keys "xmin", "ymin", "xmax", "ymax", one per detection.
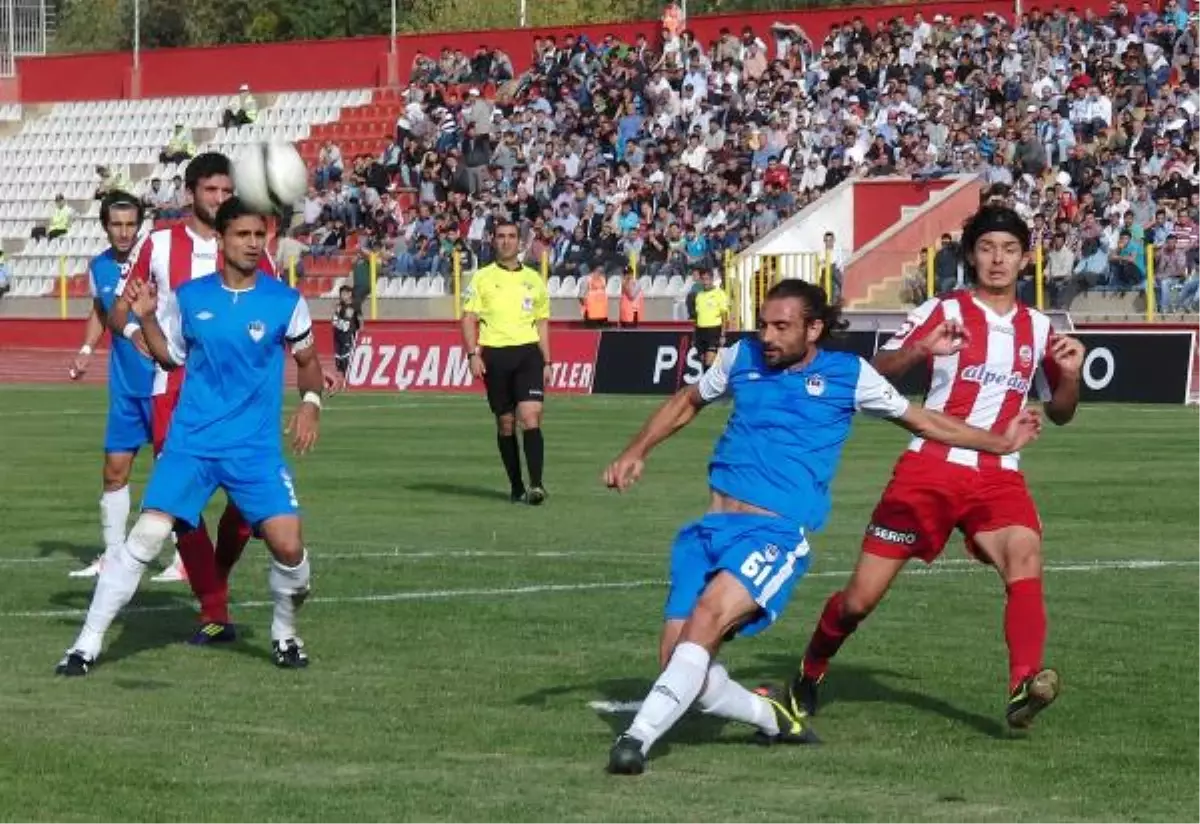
[{"xmin": 233, "ymin": 142, "xmax": 309, "ymax": 214}]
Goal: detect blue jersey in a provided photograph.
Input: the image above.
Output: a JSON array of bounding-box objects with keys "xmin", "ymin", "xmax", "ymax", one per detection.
[
  {"xmin": 697, "ymin": 338, "xmax": 910, "ymax": 532},
  {"xmin": 160, "ymin": 273, "xmax": 313, "ymax": 458},
  {"xmin": 89, "ymin": 250, "xmax": 154, "ymax": 399}
]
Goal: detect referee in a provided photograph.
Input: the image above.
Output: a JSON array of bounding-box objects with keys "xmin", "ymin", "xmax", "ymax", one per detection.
[
  {"xmin": 461, "ymin": 220, "xmax": 553, "ymax": 505},
  {"xmin": 692, "ymin": 267, "xmax": 729, "ymax": 370}
]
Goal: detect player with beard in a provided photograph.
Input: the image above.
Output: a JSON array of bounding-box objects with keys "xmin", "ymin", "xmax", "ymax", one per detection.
[{"xmin": 601, "ymin": 279, "xmax": 1044, "ymax": 774}]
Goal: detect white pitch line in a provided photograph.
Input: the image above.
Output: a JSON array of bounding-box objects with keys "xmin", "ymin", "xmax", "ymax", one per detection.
[
  {"xmin": 0, "ymin": 579, "xmax": 663, "ymax": 619},
  {"xmin": 0, "ymin": 548, "xmax": 662, "ymax": 566},
  {"xmin": 0, "ymin": 558, "xmax": 1194, "ymax": 620}
]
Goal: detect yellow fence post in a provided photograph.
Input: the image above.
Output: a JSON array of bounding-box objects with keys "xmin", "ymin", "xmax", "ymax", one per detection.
[
  {"xmin": 925, "ymin": 246, "xmax": 935, "ymax": 301},
  {"xmin": 1035, "ymin": 245, "xmax": 1045, "ymax": 311},
  {"xmin": 540, "ymin": 249, "xmax": 549, "ymax": 282},
  {"xmin": 288, "ymin": 257, "xmax": 296, "ymax": 289},
  {"xmin": 822, "ymin": 250, "xmax": 833, "ymax": 300},
  {"xmin": 368, "ymin": 253, "xmax": 378, "ymax": 321},
  {"xmin": 58, "ymin": 256, "xmax": 68, "ymax": 320},
  {"xmin": 453, "ymin": 252, "xmax": 463, "ymax": 321},
  {"xmin": 1146, "ymin": 244, "xmax": 1156, "ymax": 322}
]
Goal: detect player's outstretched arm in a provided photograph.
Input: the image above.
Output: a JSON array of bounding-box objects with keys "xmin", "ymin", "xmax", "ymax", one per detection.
[
  {"xmin": 897, "ymin": 405, "xmax": 1043, "ymax": 455},
  {"xmin": 855, "ymin": 357, "xmax": 1039, "ymax": 455},
  {"xmin": 604, "ymin": 342, "xmax": 736, "ymax": 491},
  {"xmin": 603, "ymin": 384, "xmax": 707, "ymax": 491}
]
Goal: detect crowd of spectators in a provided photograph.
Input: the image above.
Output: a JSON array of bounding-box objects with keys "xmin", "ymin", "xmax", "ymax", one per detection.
[{"xmin": 285, "ymin": 2, "xmax": 1199, "ymax": 312}]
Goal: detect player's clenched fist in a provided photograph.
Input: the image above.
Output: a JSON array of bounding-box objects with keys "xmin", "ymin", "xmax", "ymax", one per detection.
[
  {"xmin": 1048, "ymin": 334, "xmax": 1085, "ymax": 377},
  {"xmin": 603, "ymin": 451, "xmax": 645, "ymax": 492},
  {"xmin": 1000, "ymin": 408, "xmax": 1043, "ymax": 453},
  {"xmin": 127, "ymin": 278, "xmax": 158, "ymax": 319},
  {"xmin": 919, "ymin": 319, "xmax": 970, "ymax": 357}
]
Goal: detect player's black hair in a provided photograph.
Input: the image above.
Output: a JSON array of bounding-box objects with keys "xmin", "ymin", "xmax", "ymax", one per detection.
[
  {"xmin": 961, "ymin": 205, "xmax": 1032, "ymax": 253},
  {"xmin": 764, "ymin": 278, "xmax": 848, "ymax": 343},
  {"xmin": 99, "ymin": 190, "xmax": 144, "ymax": 228},
  {"xmin": 492, "ymin": 218, "xmax": 519, "ymax": 234},
  {"xmin": 214, "ymin": 196, "xmax": 268, "ymax": 234},
  {"xmin": 184, "ymin": 152, "xmax": 233, "ymax": 192}
]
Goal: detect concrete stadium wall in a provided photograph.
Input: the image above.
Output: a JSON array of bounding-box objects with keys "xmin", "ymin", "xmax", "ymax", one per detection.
[{"xmin": 10, "ymin": 0, "xmax": 1112, "ymax": 102}]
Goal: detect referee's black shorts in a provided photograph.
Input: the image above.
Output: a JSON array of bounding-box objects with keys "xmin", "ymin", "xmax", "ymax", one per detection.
[
  {"xmin": 694, "ymin": 325, "xmax": 723, "ymax": 354},
  {"xmin": 481, "ymin": 343, "xmax": 545, "ymax": 415}
]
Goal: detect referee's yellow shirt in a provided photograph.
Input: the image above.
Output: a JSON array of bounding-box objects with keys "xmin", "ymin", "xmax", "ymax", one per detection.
[
  {"xmin": 463, "ymin": 263, "xmax": 550, "ymax": 348},
  {"xmin": 695, "ymin": 288, "xmax": 728, "ymax": 329}
]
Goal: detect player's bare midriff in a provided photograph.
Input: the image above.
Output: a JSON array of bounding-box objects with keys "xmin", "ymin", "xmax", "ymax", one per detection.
[{"xmin": 708, "ymin": 490, "xmax": 778, "ymax": 518}]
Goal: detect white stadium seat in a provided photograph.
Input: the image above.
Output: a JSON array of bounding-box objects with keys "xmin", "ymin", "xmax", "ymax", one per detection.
[{"xmin": 0, "ymin": 86, "xmax": 374, "ymax": 291}]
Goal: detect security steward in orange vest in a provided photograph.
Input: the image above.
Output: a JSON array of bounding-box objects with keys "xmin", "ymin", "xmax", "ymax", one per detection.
[
  {"xmin": 619, "ymin": 266, "xmax": 644, "ymax": 328},
  {"xmin": 580, "ymin": 266, "xmax": 609, "ymax": 328}
]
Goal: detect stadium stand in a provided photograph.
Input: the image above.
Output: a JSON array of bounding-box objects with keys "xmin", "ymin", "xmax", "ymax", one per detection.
[{"xmin": 0, "ymin": 6, "xmax": 1196, "ymax": 317}]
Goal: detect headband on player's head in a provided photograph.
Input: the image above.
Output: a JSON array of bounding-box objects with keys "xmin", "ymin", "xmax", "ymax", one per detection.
[
  {"xmin": 99, "ymin": 191, "xmax": 145, "ymax": 228},
  {"xmin": 961, "ymin": 205, "xmax": 1031, "ymax": 253}
]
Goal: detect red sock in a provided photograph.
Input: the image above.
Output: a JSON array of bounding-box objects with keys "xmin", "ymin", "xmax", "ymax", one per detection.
[
  {"xmin": 1004, "ymin": 577, "xmax": 1046, "ymax": 691},
  {"xmin": 215, "ymin": 504, "xmax": 253, "ymax": 582},
  {"xmin": 176, "ymin": 522, "xmax": 229, "ymax": 625},
  {"xmin": 802, "ymin": 591, "xmax": 862, "ymax": 681}
]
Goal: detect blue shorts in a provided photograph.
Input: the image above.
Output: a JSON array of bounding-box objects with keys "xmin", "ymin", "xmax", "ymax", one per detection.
[
  {"xmin": 663, "ymin": 512, "xmax": 812, "ymax": 638},
  {"xmin": 104, "ymin": 394, "xmax": 153, "ymax": 454},
  {"xmin": 143, "ymin": 450, "xmax": 300, "ymax": 529}
]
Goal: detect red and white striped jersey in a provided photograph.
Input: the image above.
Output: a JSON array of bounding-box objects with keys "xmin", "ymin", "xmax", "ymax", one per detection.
[
  {"xmin": 879, "ymin": 290, "xmax": 1061, "ymax": 471},
  {"xmin": 118, "ymin": 223, "xmax": 277, "ymax": 396}
]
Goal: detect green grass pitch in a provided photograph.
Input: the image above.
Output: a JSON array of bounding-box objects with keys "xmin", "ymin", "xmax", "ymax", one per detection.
[{"xmin": 0, "ymin": 386, "xmax": 1196, "ymax": 821}]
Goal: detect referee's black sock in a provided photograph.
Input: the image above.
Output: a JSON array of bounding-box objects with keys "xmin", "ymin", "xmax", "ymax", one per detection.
[
  {"xmin": 497, "ymin": 433, "xmax": 524, "ymax": 493},
  {"xmin": 523, "ymin": 428, "xmax": 544, "ymax": 488}
]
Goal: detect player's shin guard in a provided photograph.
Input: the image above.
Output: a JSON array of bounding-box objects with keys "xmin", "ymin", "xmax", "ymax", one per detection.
[
  {"xmin": 626, "ymin": 641, "xmax": 710, "ymax": 754},
  {"xmin": 803, "ymin": 591, "xmax": 861, "ymax": 681},
  {"xmin": 176, "ymin": 521, "xmax": 228, "ymax": 624},
  {"xmin": 496, "ymin": 433, "xmax": 524, "ymax": 494},
  {"xmin": 269, "ymin": 551, "xmax": 311, "ymax": 642},
  {"xmin": 522, "ymin": 428, "xmax": 544, "ymax": 488},
  {"xmin": 1004, "ymin": 577, "xmax": 1046, "ymax": 691},
  {"xmin": 697, "ymin": 662, "xmax": 778, "ymax": 736},
  {"xmin": 99, "ymin": 486, "xmax": 131, "ymax": 556},
  {"xmin": 72, "ymin": 515, "xmax": 171, "ymax": 659},
  {"xmin": 215, "ymin": 504, "xmax": 253, "ymax": 582}
]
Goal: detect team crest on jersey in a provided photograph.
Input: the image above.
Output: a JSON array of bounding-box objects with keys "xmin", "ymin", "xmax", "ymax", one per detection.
[
  {"xmin": 1018, "ymin": 344, "xmax": 1033, "ymax": 367},
  {"xmin": 522, "ymin": 296, "xmax": 534, "ymax": 312},
  {"xmin": 805, "ymin": 374, "xmax": 826, "ymax": 397},
  {"xmin": 247, "ymin": 320, "xmax": 266, "ymax": 342}
]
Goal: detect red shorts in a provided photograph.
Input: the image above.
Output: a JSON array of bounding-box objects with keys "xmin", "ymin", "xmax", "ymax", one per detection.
[
  {"xmin": 863, "ymin": 451, "xmax": 1042, "ymax": 564},
  {"xmin": 151, "ymin": 384, "xmax": 182, "ymax": 456}
]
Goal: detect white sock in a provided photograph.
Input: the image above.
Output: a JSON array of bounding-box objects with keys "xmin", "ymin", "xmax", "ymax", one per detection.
[
  {"xmin": 99, "ymin": 486, "xmax": 131, "ymax": 556},
  {"xmin": 269, "ymin": 551, "xmax": 311, "ymax": 641},
  {"xmin": 72, "ymin": 542, "xmax": 147, "ymax": 659},
  {"xmin": 697, "ymin": 662, "xmax": 779, "ymax": 736},
  {"xmin": 627, "ymin": 641, "xmax": 711, "ymax": 755},
  {"xmin": 72, "ymin": 515, "xmax": 170, "ymax": 659}
]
